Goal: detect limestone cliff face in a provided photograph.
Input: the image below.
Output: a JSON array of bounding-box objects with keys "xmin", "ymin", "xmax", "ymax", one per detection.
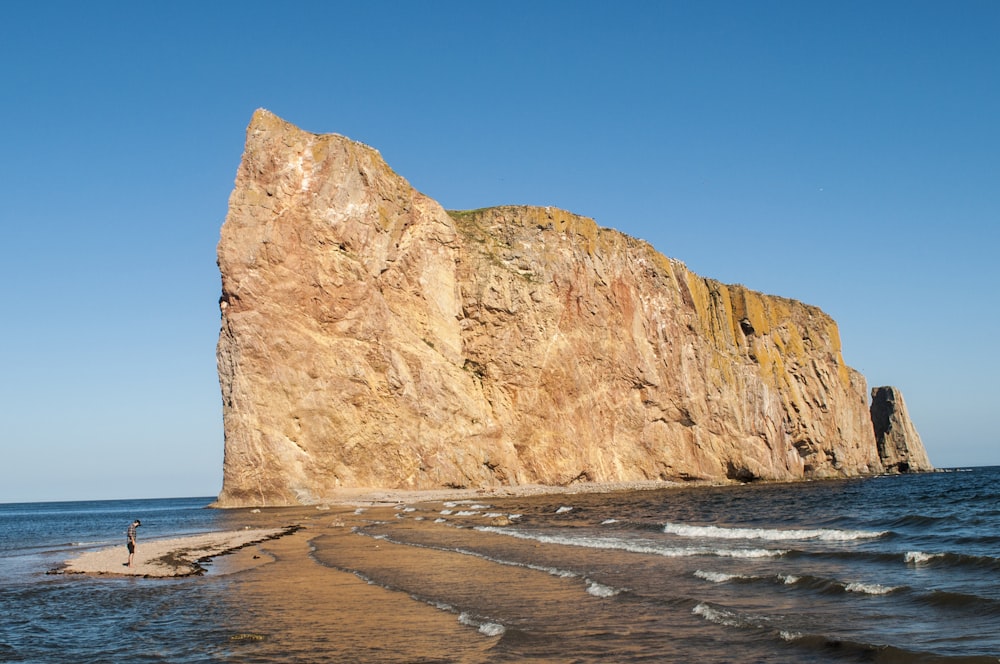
[{"xmin": 216, "ymin": 110, "xmax": 932, "ymax": 507}]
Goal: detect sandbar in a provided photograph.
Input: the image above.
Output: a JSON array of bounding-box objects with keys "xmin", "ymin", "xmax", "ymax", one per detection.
[{"xmin": 59, "ymin": 527, "xmax": 295, "ymax": 577}]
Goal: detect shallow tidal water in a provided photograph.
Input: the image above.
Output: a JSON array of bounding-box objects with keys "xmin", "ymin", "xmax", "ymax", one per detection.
[{"xmin": 2, "ymin": 468, "xmax": 999, "ymax": 662}]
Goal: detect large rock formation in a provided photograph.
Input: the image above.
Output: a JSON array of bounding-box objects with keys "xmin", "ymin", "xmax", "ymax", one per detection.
[
  {"xmin": 870, "ymin": 386, "xmax": 932, "ymax": 473},
  {"xmin": 215, "ymin": 110, "xmax": 932, "ymax": 507}
]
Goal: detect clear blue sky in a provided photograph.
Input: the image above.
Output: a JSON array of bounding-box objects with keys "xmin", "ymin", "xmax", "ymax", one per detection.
[{"xmin": 2, "ymin": 1, "xmax": 997, "ymax": 502}]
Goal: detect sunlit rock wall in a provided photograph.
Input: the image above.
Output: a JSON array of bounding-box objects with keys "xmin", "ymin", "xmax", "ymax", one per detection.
[{"xmin": 215, "ymin": 110, "xmax": 931, "ymax": 507}]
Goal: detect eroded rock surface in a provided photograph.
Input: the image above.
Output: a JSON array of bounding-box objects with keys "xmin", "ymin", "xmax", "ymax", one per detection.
[
  {"xmin": 870, "ymin": 386, "xmax": 933, "ymax": 473},
  {"xmin": 216, "ymin": 110, "xmax": 932, "ymax": 507}
]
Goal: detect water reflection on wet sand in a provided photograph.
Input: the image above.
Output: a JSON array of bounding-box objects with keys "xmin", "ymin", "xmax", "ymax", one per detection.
[
  {"xmin": 216, "ymin": 502, "xmax": 727, "ymax": 663},
  {"xmin": 220, "ymin": 509, "xmax": 497, "ymax": 663}
]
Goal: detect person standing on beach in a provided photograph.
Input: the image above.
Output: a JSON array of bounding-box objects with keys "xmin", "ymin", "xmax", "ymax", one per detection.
[{"xmin": 127, "ymin": 519, "xmax": 141, "ymax": 568}]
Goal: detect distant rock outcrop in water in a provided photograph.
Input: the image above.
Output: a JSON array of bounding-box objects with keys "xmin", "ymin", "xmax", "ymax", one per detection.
[
  {"xmin": 215, "ymin": 110, "xmax": 932, "ymax": 507},
  {"xmin": 870, "ymin": 386, "xmax": 932, "ymax": 473}
]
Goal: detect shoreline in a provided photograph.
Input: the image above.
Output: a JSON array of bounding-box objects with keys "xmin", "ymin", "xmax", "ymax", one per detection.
[
  {"xmin": 53, "ymin": 480, "xmax": 699, "ymax": 579},
  {"xmin": 53, "ymin": 481, "xmax": 692, "ymax": 579},
  {"xmin": 55, "ymin": 472, "xmax": 938, "ymax": 579},
  {"xmin": 214, "ymin": 478, "xmax": 718, "ymax": 509},
  {"xmin": 212, "ymin": 469, "xmax": 937, "ymax": 509},
  {"xmin": 55, "ymin": 526, "xmax": 298, "ymax": 578}
]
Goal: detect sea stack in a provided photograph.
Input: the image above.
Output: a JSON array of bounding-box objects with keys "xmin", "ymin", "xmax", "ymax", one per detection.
[
  {"xmin": 870, "ymin": 386, "xmax": 933, "ymax": 473},
  {"xmin": 215, "ymin": 110, "xmax": 932, "ymax": 507}
]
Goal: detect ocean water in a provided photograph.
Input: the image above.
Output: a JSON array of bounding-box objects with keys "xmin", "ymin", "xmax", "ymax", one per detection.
[
  {"xmin": 0, "ymin": 497, "xmax": 242, "ymax": 662},
  {"xmin": 2, "ymin": 469, "xmax": 999, "ymax": 662}
]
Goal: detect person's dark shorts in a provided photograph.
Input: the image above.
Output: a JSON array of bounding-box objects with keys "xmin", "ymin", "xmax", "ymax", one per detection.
[{"xmin": 127, "ymin": 540, "xmax": 135, "ymax": 553}]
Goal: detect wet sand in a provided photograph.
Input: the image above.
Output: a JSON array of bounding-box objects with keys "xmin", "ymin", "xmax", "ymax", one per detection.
[
  {"xmin": 204, "ymin": 486, "xmax": 729, "ymax": 661},
  {"xmin": 217, "ymin": 513, "xmax": 501, "ymax": 662}
]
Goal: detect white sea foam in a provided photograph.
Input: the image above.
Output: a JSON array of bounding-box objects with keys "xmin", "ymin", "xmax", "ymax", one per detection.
[
  {"xmin": 601, "ymin": 519, "xmax": 619, "ymax": 525},
  {"xmin": 694, "ymin": 570, "xmax": 746, "ymax": 583},
  {"xmin": 693, "ymin": 602, "xmax": 775, "ymax": 630},
  {"xmin": 721, "ymin": 548, "xmax": 787, "ymax": 559},
  {"xmin": 434, "ymin": 518, "xmax": 447, "ymax": 523},
  {"xmin": 469, "ymin": 504, "xmax": 491, "ymax": 510},
  {"xmin": 779, "ymin": 630, "xmax": 803, "ymax": 641},
  {"xmin": 692, "ymin": 602, "xmax": 740, "ymax": 627},
  {"xmin": 905, "ymin": 551, "xmax": 943, "ymax": 564},
  {"xmin": 70, "ymin": 540, "xmax": 112, "ymax": 548},
  {"xmin": 778, "ymin": 574, "xmax": 800, "ymax": 585},
  {"xmin": 508, "ymin": 514, "xmax": 522, "ymax": 520},
  {"xmin": 484, "ymin": 513, "xmax": 504, "ymax": 518},
  {"xmin": 477, "ymin": 622, "xmax": 506, "ymax": 637},
  {"xmin": 476, "ymin": 527, "xmax": 786, "ymax": 559},
  {"xmin": 556, "ymin": 506, "xmax": 574, "ymax": 514},
  {"xmin": 663, "ymin": 522, "xmax": 886, "ymax": 541},
  {"xmin": 456, "ymin": 511, "xmax": 479, "ymax": 517},
  {"xmin": 430, "ymin": 600, "xmax": 454, "ymax": 612},
  {"xmin": 440, "ymin": 510, "xmax": 453, "ymax": 515},
  {"xmin": 353, "ymin": 508, "xmax": 366, "ymax": 515},
  {"xmin": 458, "ymin": 612, "xmax": 506, "ymax": 636},
  {"xmin": 845, "ymin": 582, "xmax": 898, "ymax": 595},
  {"xmin": 586, "ymin": 581, "xmax": 620, "ymax": 597}
]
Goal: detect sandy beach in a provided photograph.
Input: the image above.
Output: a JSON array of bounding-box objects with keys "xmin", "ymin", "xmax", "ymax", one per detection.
[{"xmin": 60, "ymin": 526, "xmax": 295, "ymax": 577}]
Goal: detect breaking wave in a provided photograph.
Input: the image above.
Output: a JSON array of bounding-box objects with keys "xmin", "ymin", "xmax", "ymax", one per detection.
[
  {"xmin": 905, "ymin": 550, "xmax": 943, "ymax": 564},
  {"xmin": 586, "ymin": 581, "xmax": 621, "ymax": 598},
  {"xmin": 663, "ymin": 522, "xmax": 887, "ymax": 542},
  {"xmin": 694, "ymin": 569, "xmax": 902, "ymax": 596},
  {"xmin": 843, "ymin": 582, "xmax": 898, "ymax": 595},
  {"xmin": 458, "ymin": 612, "xmax": 506, "ymax": 637},
  {"xmin": 476, "ymin": 527, "xmax": 786, "ymax": 559},
  {"xmin": 693, "ymin": 570, "xmax": 750, "ymax": 584}
]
